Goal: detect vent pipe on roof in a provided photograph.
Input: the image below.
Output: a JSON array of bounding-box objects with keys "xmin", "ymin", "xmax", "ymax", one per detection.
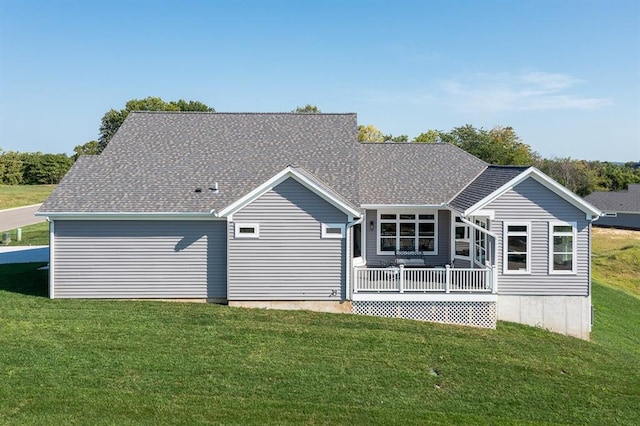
[{"xmin": 209, "ymin": 182, "xmax": 219, "ymax": 193}]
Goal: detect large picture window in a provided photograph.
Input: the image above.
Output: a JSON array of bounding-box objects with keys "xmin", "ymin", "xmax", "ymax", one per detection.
[
  {"xmin": 378, "ymin": 212, "xmax": 436, "ymax": 254},
  {"xmin": 504, "ymin": 222, "xmax": 530, "ymax": 273},
  {"xmin": 550, "ymin": 222, "xmax": 576, "ymax": 273}
]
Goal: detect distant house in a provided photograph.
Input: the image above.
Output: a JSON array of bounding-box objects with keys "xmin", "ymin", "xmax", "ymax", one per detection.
[
  {"xmin": 38, "ymin": 112, "xmax": 601, "ymax": 339},
  {"xmin": 585, "ymin": 184, "xmax": 640, "ymax": 230}
]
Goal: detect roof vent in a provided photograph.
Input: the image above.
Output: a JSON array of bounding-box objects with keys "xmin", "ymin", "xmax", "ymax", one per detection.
[
  {"xmin": 195, "ymin": 187, "xmax": 202, "ymax": 193},
  {"xmin": 209, "ymin": 182, "xmax": 219, "ymax": 193}
]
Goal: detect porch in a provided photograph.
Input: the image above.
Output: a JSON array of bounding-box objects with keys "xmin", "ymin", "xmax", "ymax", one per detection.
[
  {"xmin": 351, "ymin": 265, "xmax": 498, "ymax": 329},
  {"xmin": 352, "ymin": 264, "xmax": 496, "ymax": 298}
]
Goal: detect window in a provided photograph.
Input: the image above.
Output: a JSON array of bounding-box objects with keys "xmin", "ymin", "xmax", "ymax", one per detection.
[
  {"xmin": 322, "ymin": 223, "xmax": 345, "ymax": 238},
  {"xmin": 378, "ymin": 212, "xmax": 436, "ymax": 254},
  {"xmin": 235, "ymin": 223, "xmax": 259, "ymax": 238},
  {"xmin": 474, "ymin": 218, "xmax": 488, "ymax": 265},
  {"xmin": 504, "ymin": 223, "xmax": 530, "ymax": 273},
  {"xmin": 454, "ymin": 217, "xmax": 470, "ymax": 258},
  {"xmin": 352, "ymin": 223, "xmax": 362, "ymax": 258},
  {"xmin": 550, "ymin": 222, "xmax": 576, "ymax": 273}
]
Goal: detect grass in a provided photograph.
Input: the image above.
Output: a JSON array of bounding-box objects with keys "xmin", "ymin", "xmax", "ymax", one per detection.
[
  {"xmin": 1, "ymin": 264, "xmax": 639, "ymax": 424},
  {"xmin": 592, "ymin": 227, "xmax": 640, "ymax": 297},
  {"xmin": 0, "ymin": 185, "xmax": 56, "ymax": 210},
  {"xmin": 5, "ymin": 222, "xmax": 49, "ymax": 246}
]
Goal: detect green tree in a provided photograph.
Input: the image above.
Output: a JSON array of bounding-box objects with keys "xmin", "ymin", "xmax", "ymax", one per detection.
[
  {"xmin": 21, "ymin": 152, "xmax": 74, "ymax": 185},
  {"xmin": 73, "ymin": 140, "xmax": 101, "ymax": 160},
  {"xmin": 383, "ymin": 134, "xmax": 409, "ymax": 143},
  {"xmin": 292, "ymin": 104, "xmax": 321, "ymax": 113},
  {"xmin": 0, "ymin": 150, "xmax": 24, "ymax": 185},
  {"xmin": 440, "ymin": 124, "xmax": 536, "ymax": 165},
  {"xmin": 98, "ymin": 97, "xmax": 214, "ymax": 153},
  {"xmin": 535, "ymin": 157, "xmax": 597, "ymax": 196},
  {"xmin": 357, "ymin": 124, "xmax": 384, "ymax": 142},
  {"xmin": 413, "ymin": 130, "xmax": 443, "ymax": 143}
]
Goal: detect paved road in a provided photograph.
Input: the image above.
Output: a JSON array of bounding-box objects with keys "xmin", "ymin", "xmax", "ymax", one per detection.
[{"xmin": 0, "ymin": 204, "xmax": 45, "ymax": 232}]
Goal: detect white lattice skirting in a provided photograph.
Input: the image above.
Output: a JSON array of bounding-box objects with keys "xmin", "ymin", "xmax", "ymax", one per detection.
[{"xmin": 352, "ymin": 301, "xmax": 497, "ymax": 329}]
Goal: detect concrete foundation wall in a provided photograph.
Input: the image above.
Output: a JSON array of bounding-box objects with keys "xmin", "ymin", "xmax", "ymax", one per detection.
[
  {"xmin": 228, "ymin": 300, "xmax": 353, "ymax": 314},
  {"xmin": 497, "ymin": 295, "xmax": 591, "ymax": 340}
]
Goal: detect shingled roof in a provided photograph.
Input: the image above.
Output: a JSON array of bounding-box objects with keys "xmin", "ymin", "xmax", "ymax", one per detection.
[
  {"xmin": 449, "ymin": 165, "xmax": 530, "ymax": 212},
  {"xmin": 41, "ymin": 112, "xmax": 360, "ymax": 213},
  {"xmin": 584, "ymin": 184, "xmax": 640, "ymax": 213},
  {"xmin": 41, "ymin": 112, "xmax": 530, "ymax": 215},
  {"xmin": 358, "ymin": 142, "xmax": 487, "ymax": 205}
]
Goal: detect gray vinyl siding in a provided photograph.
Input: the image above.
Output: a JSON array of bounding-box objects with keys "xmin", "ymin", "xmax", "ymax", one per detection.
[
  {"xmin": 53, "ymin": 220, "xmax": 227, "ymax": 298},
  {"xmin": 593, "ymin": 213, "xmax": 640, "ymax": 230},
  {"xmin": 227, "ymin": 178, "xmax": 347, "ymax": 300},
  {"xmin": 364, "ymin": 209, "xmax": 451, "ymax": 266},
  {"xmin": 485, "ymin": 178, "xmax": 590, "ymax": 296}
]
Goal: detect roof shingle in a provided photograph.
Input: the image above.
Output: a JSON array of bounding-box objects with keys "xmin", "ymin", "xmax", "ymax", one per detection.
[
  {"xmin": 449, "ymin": 165, "xmax": 530, "ymax": 212},
  {"xmin": 584, "ymin": 184, "xmax": 640, "ymax": 213}
]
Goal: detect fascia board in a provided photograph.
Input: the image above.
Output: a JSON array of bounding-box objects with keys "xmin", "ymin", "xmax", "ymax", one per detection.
[
  {"xmin": 36, "ymin": 212, "xmax": 222, "ymax": 220},
  {"xmin": 464, "ymin": 167, "xmax": 602, "ymax": 219},
  {"xmin": 218, "ymin": 166, "xmax": 361, "ymax": 218},
  {"xmin": 360, "ymin": 204, "xmax": 446, "ymax": 209}
]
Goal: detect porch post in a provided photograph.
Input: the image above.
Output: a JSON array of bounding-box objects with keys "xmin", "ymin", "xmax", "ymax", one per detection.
[
  {"xmin": 445, "ymin": 264, "xmax": 451, "ymax": 293},
  {"xmin": 398, "ymin": 264, "xmax": 405, "ymax": 293}
]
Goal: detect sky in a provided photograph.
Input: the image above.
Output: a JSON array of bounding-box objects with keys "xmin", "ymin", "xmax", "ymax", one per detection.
[{"xmin": 1, "ymin": 0, "xmax": 639, "ymax": 161}]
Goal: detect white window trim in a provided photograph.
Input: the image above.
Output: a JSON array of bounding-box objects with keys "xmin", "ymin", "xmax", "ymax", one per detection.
[
  {"xmin": 549, "ymin": 221, "xmax": 577, "ymax": 274},
  {"xmin": 322, "ymin": 223, "xmax": 345, "ymax": 239},
  {"xmin": 234, "ymin": 222, "xmax": 260, "ymax": 239},
  {"xmin": 453, "ymin": 216, "xmax": 471, "ymax": 260},
  {"xmin": 376, "ymin": 209, "xmax": 438, "ymax": 256},
  {"xmin": 473, "ymin": 217, "xmax": 489, "ymax": 267},
  {"xmin": 503, "ymin": 222, "xmax": 531, "ymax": 274}
]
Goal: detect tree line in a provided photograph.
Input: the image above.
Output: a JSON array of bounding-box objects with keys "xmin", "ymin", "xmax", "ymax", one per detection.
[{"xmin": 2, "ymin": 99, "xmax": 638, "ymax": 196}]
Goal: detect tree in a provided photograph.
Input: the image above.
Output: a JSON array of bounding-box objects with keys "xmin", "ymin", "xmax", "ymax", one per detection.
[
  {"xmin": 292, "ymin": 104, "xmax": 321, "ymax": 113},
  {"xmin": 22, "ymin": 153, "xmax": 74, "ymax": 184},
  {"xmin": 73, "ymin": 140, "xmax": 101, "ymax": 160},
  {"xmin": 413, "ymin": 130, "xmax": 442, "ymax": 143},
  {"xmin": 357, "ymin": 124, "xmax": 384, "ymax": 142},
  {"xmin": 439, "ymin": 124, "xmax": 536, "ymax": 166},
  {"xmin": 98, "ymin": 96, "xmax": 214, "ymax": 153},
  {"xmin": 383, "ymin": 134, "xmax": 409, "ymax": 143},
  {"xmin": 0, "ymin": 150, "xmax": 24, "ymax": 185}
]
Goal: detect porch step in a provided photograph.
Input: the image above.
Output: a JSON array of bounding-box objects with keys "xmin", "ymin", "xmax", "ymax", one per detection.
[{"xmin": 352, "ymin": 300, "xmax": 497, "ymax": 329}]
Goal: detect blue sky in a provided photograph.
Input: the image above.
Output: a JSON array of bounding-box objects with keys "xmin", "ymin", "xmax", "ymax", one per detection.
[{"xmin": 1, "ymin": 0, "xmax": 638, "ymax": 161}]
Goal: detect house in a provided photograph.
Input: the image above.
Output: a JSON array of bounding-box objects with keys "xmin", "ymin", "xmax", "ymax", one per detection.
[
  {"xmin": 584, "ymin": 184, "xmax": 640, "ymax": 230},
  {"xmin": 38, "ymin": 112, "xmax": 601, "ymax": 339}
]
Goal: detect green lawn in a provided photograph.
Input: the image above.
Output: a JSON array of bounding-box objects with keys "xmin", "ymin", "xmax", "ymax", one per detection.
[
  {"xmin": 592, "ymin": 227, "xmax": 640, "ymax": 297},
  {"xmin": 5, "ymin": 221, "xmax": 49, "ymax": 246},
  {"xmin": 0, "ymin": 264, "xmax": 639, "ymax": 425},
  {"xmin": 0, "ymin": 185, "xmax": 56, "ymax": 210}
]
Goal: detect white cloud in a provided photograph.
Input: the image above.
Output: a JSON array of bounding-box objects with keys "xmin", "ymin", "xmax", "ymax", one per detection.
[{"xmin": 440, "ymin": 71, "xmax": 611, "ymax": 112}]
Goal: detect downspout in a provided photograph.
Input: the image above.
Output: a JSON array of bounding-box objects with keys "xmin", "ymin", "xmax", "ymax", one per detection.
[{"xmin": 344, "ymin": 215, "xmax": 364, "ymax": 302}]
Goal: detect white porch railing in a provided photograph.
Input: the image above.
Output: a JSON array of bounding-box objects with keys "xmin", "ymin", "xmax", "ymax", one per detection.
[{"xmin": 353, "ymin": 265, "xmax": 494, "ymax": 294}]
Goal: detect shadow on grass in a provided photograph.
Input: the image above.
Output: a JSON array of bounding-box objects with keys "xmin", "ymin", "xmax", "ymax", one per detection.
[{"xmin": 0, "ymin": 262, "xmax": 49, "ymax": 297}]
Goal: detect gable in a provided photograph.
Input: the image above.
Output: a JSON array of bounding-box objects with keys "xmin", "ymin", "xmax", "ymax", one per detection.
[
  {"xmin": 486, "ymin": 177, "xmax": 588, "ymax": 225},
  {"xmin": 460, "ymin": 167, "xmax": 600, "ymax": 220}
]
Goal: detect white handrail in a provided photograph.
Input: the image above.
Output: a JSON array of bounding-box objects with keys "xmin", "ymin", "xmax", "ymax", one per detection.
[{"xmin": 354, "ymin": 266, "xmax": 492, "ymax": 293}]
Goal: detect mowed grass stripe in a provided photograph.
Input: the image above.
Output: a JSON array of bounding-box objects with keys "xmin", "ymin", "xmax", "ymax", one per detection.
[{"xmin": 1, "ymin": 263, "xmax": 639, "ymax": 425}]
